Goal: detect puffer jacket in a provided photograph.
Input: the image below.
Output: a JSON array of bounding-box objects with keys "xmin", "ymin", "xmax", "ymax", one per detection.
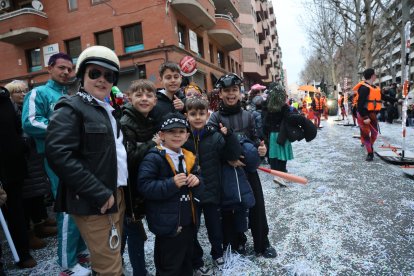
[
  {"xmin": 45, "ymin": 91, "xmax": 121, "ymax": 216},
  {"xmin": 138, "ymin": 147, "xmax": 204, "ymax": 237},
  {"xmin": 221, "ymin": 163, "xmax": 255, "ymax": 209},
  {"xmin": 208, "ymin": 105, "xmax": 259, "ymax": 146},
  {"xmin": 22, "ymin": 137, "xmax": 50, "ymax": 199},
  {"xmin": 183, "ymin": 126, "xmax": 241, "ymax": 205},
  {"xmin": 120, "ymin": 102, "xmax": 157, "ymax": 219}
]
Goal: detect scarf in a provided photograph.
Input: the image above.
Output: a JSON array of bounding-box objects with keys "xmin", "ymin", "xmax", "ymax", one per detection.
[{"xmin": 218, "ymin": 100, "xmax": 242, "ymax": 115}]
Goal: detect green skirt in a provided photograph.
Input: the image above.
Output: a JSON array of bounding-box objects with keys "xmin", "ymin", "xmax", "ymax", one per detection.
[{"xmin": 269, "ymin": 132, "xmax": 294, "ymax": 160}]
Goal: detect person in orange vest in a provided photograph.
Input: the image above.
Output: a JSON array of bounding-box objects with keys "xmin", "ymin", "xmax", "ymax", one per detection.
[
  {"xmin": 311, "ymin": 92, "xmax": 324, "ymax": 128},
  {"xmin": 338, "ymin": 92, "xmax": 347, "ymax": 120},
  {"xmin": 350, "ymin": 89, "xmax": 364, "ymax": 146},
  {"xmin": 321, "ymin": 95, "xmax": 328, "ymax": 120},
  {"xmin": 301, "ymin": 98, "xmax": 308, "ymax": 116},
  {"xmin": 353, "ymin": 68, "xmax": 382, "ymax": 161},
  {"xmin": 350, "ymin": 90, "xmax": 358, "ymax": 126}
]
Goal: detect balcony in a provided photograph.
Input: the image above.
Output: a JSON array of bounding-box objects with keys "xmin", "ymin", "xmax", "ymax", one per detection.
[
  {"xmin": 207, "ymin": 14, "xmax": 242, "ymax": 51},
  {"xmin": 212, "ymin": 0, "xmax": 239, "ymax": 18},
  {"xmin": 171, "ymin": 0, "xmax": 215, "ymax": 29},
  {"xmin": 255, "ymin": 1, "xmax": 263, "ymax": 13},
  {"xmin": 0, "ymin": 8, "xmax": 48, "ymax": 44},
  {"xmin": 259, "ymin": 44, "xmax": 265, "ymax": 57},
  {"xmin": 244, "ymin": 62, "xmax": 266, "ymax": 78}
]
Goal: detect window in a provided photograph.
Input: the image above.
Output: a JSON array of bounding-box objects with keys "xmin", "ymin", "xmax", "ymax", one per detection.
[
  {"xmin": 91, "ymin": 0, "xmax": 107, "ymax": 4},
  {"xmin": 27, "ymin": 48, "xmax": 41, "ymax": 72},
  {"xmin": 197, "ymin": 36, "xmax": 204, "ymax": 58},
  {"xmin": 68, "ymin": 0, "xmax": 77, "ymax": 11},
  {"xmin": 137, "ymin": 64, "xmax": 146, "ymax": 79},
  {"xmin": 177, "ymin": 23, "xmax": 186, "ymax": 49},
  {"xmin": 65, "ymin": 38, "xmax": 82, "ymax": 63},
  {"xmin": 123, "ymin": 23, "xmax": 144, "ymax": 53},
  {"xmin": 96, "ymin": 30, "xmax": 114, "ymax": 50},
  {"xmin": 209, "ymin": 44, "xmax": 214, "ymax": 63},
  {"xmin": 217, "ymin": 51, "xmax": 224, "ymax": 68}
]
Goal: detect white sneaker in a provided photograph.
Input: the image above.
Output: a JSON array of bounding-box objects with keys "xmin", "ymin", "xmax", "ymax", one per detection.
[
  {"xmin": 60, "ymin": 263, "xmax": 91, "ymax": 276},
  {"xmin": 273, "ymin": 176, "xmax": 287, "ymax": 187}
]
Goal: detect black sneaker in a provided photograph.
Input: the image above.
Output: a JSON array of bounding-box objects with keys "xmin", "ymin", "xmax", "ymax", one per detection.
[
  {"xmin": 258, "ymin": 246, "xmax": 277, "ymax": 258},
  {"xmin": 366, "ymin": 153, "xmax": 374, "ymax": 161},
  {"xmin": 235, "ymin": 244, "xmax": 246, "ymax": 255},
  {"xmin": 193, "ymin": 266, "xmax": 214, "ymax": 276}
]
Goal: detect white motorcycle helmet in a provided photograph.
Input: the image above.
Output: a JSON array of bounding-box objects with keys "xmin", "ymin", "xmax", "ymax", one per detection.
[{"xmin": 76, "ymin": 45, "xmax": 120, "ymax": 85}]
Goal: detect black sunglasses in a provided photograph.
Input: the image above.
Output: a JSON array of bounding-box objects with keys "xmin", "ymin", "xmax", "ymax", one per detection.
[{"xmin": 88, "ymin": 68, "xmax": 116, "ymax": 83}]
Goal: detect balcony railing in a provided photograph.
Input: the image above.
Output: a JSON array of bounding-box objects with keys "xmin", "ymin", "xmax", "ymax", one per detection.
[
  {"xmin": 207, "ymin": 14, "xmax": 242, "ymax": 51},
  {"xmin": 0, "ymin": 8, "xmax": 48, "ymax": 44},
  {"xmin": 171, "ymin": 0, "xmax": 215, "ymax": 29}
]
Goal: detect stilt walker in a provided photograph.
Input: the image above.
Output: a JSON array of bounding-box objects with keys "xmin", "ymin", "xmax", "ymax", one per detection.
[
  {"xmin": 376, "ymin": 20, "xmax": 414, "ymax": 166},
  {"xmin": 400, "ymin": 21, "xmax": 414, "ymax": 175},
  {"xmin": 401, "ymin": 21, "xmax": 411, "ymax": 161}
]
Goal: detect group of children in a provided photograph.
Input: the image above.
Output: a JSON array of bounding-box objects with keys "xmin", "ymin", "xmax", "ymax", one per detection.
[{"xmin": 121, "ymin": 62, "xmax": 278, "ymax": 275}]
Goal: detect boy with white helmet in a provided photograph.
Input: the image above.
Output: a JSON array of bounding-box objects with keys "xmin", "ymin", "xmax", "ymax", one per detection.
[{"xmin": 46, "ymin": 46, "xmax": 127, "ymax": 275}]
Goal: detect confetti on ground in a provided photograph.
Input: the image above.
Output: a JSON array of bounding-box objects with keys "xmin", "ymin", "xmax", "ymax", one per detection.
[{"xmin": 2, "ymin": 119, "xmax": 414, "ymax": 275}]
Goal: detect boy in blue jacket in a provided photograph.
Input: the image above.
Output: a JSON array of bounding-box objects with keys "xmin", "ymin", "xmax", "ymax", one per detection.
[
  {"xmin": 138, "ymin": 112, "xmax": 203, "ymax": 275},
  {"xmin": 209, "ymin": 73, "xmax": 277, "ymax": 258},
  {"xmin": 183, "ymin": 97, "xmax": 241, "ymax": 275}
]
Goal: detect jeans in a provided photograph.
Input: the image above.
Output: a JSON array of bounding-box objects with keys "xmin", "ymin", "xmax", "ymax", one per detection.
[{"xmin": 122, "ymin": 216, "xmax": 147, "ymax": 276}]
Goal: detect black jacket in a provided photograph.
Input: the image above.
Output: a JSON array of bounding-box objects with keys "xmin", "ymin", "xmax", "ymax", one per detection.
[
  {"xmin": 120, "ymin": 102, "xmax": 157, "ymax": 218},
  {"xmin": 183, "ymin": 126, "xmax": 241, "ymax": 205},
  {"xmin": 277, "ymin": 113, "xmax": 317, "ymax": 145},
  {"xmin": 262, "ymin": 104, "xmax": 290, "ymax": 137},
  {"xmin": 138, "ymin": 147, "xmax": 203, "ymax": 237},
  {"xmin": 46, "ymin": 91, "xmax": 121, "ymax": 216},
  {"xmin": 22, "ymin": 137, "xmax": 50, "ymax": 199},
  {"xmin": 0, "ymin": 88, "xmax": 27, "ymax": 186},
  {"xmin": 209, "ymin": 104, "xmax": 260, "ymax": 146},
  {"xmin": 150, "ymin": 90, "xmax": 185, "ymax": 127}
]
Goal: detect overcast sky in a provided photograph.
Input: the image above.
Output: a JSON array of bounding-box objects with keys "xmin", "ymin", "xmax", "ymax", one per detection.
[{"xmin": 272, "ymin": 0, "xmax": 307, "ymax": 85}]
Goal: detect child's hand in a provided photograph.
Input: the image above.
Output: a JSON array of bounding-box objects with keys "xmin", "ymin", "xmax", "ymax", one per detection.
[
  {"xmin": 100, "ymin": 195, "xmax": 114, "ymax": 214},
  {"xmin": 363, "ymin": 118, "xmax": 371, "ymax": 125},
  {"xmin": 173, "ymin": 95, "xmax": 184, "ymax": 111},
  {"xmin": 258, "ymin": 140, "xmax": 267, "ymax": 157},
  {"xmin": 152, "ymin": 133, "xmax": 161, "ymax": 145},
  {"xmin": 228, "ymin": 155, "xmax": 245, "ymax": 167},
  {"xmin": 219, "ymin": 123, "xmax": 227, "ymax": 135},
  {"xmin": 186, "ymin": 174, "xmax": 200, "ymax": 187},
  {"xmin": 174, "ymin": 173, "xmax": 187, "ymax": 188}
]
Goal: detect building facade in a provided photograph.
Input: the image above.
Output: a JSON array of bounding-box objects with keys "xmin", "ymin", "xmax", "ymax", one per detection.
[
  {"xmin": 0, "ymin": 0, "xmax": 245, "ymax": 92},
  {"xmin": 376, "ymin": 2, "xmax": 414, "ymax": 86},
  {"xmin": 238, "ymin": 0, "xmax": 283, "ymax": 90}
]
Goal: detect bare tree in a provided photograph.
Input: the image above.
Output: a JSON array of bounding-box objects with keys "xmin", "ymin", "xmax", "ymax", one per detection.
[{"xmin": 301, "ymin": 0, "xmax": 404, "ymax": 87}]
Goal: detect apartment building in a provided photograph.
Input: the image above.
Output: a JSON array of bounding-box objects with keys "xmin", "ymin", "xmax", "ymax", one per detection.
[
  {"xmin": 238, "ymin": 0, "xmax": 283, "ymax": 89},
  {"xmin": 376, "ymin": 2, "xmax": 414, "ymax": 86},
  {"xmin": 0, "ymin": 0, "xmax": 244, "ymax": 92}
]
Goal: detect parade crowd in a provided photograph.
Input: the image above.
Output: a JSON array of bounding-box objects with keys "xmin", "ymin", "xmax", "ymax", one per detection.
[{"xmin": 0, "ymin": 45, "xmax": 409, "ymax": 276}]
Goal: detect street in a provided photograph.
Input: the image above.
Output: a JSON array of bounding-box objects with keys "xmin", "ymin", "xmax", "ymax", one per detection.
[{"xmin": 3, "ymin": 117, "xmax": 414, "ymax": 275}]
